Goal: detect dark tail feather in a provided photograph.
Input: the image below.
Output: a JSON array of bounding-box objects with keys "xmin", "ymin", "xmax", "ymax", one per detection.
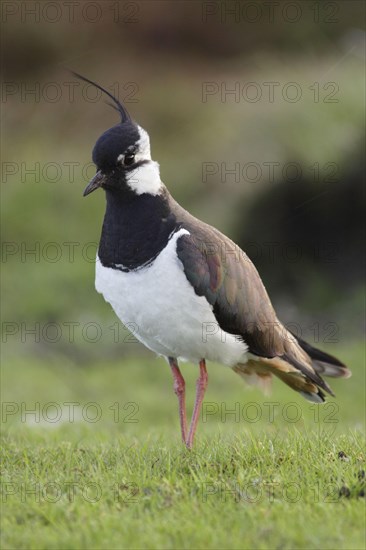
[
  {"xmin": 235, "ymin": 332, "xmax": 351, "ymax": 404},
  {"xmin": 290, "ymin": 333, "xmax": 352, "ymax": 379}
]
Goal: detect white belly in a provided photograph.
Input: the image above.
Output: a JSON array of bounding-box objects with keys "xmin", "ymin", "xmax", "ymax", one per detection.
[{"xmin": 95, "ymin": 229, "xmax": 248, "ymax": 365}]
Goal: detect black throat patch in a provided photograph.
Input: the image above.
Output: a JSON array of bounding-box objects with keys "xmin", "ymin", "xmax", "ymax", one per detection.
[{"xmin": 98, "ymin": 188, "xmax": 180, "ymax": 271}]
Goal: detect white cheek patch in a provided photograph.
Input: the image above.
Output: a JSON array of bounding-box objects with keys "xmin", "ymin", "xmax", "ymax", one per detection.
[
  {"xmin": 126, "ymin": 160, "xmax": 163, "ymax": 196},
  {"xmin": 116, "ymin": 125, "xmax": 163, "ymax": 195}
]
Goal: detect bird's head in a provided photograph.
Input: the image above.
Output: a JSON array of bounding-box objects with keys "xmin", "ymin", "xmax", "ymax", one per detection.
[{"xmin": 72, "ymin": 72, "xmax": 162, "ymax": 198}]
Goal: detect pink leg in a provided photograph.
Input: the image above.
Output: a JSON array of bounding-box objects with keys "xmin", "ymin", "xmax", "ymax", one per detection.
[
  {"xmin": 186, "ymin": 359, "xmax": 208, "ymax": 449},
  {"xmin": 168, "ymin": 357, "xmax": 187, "ymax": 444}
]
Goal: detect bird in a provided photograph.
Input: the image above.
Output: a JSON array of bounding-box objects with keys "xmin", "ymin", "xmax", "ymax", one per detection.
[{"xmin": 74, "ymin": 72, "xmax": 351, "ymax": 449}]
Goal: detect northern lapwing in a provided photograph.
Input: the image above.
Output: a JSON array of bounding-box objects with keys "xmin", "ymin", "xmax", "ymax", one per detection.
[{"xmin": 75, "ymin": 73, "xmax": 351, "ymax": 449}]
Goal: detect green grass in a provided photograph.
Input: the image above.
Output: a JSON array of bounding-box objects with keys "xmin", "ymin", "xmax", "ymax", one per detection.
[{"xmin": 1, "ymin": 342, "xmax": 365, "ymax": 549}]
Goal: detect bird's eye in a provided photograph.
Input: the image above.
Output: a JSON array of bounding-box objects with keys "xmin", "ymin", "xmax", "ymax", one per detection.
[{"xmin": 124, "ymin": 153, "xmax": 135, "ymax": 166}]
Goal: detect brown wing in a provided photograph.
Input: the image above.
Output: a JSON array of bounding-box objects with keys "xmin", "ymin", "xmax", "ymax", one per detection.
[
  {"xmin": 175, "ymin": 225, "xmax": 337, "ymax": 397},
  {"xmin": 176, "ymin": 228, "xmax": 286, "ymax": 358}
]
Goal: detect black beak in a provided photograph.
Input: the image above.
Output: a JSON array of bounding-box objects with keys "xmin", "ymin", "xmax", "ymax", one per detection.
[{"xmin": 83, "ymin": 171, "xmax": 106, "ymax": 196}]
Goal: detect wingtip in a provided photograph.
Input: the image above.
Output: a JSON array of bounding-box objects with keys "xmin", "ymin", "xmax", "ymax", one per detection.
[
  {"xmin": 339, "ymin": 367, "xmax": 352, "ymax": 379},
  {"xmin": 299, "ymin": 391, "xmax": 326, "ymax": 404}
]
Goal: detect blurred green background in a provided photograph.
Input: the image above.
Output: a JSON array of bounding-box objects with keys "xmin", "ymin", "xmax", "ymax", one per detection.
[{"xmin": 1, "ymin": 0, "xmax": 365, "ymax": 425}]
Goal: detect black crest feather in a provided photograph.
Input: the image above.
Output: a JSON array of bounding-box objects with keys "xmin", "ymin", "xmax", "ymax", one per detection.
[{"xmin": 71, "ymin": 71, "xmax": 131, "ymax": 123}]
